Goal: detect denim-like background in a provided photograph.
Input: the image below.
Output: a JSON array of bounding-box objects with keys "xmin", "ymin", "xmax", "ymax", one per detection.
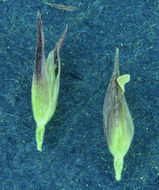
[{"xmin": 0, "ymin": 0, "xmax": 159, "ymax": 189}]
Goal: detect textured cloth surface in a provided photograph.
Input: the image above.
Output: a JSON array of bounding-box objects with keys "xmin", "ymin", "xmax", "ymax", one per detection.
[{"xmin": 0, "ymin": 0, "xmax": 158, "ymax": 189}]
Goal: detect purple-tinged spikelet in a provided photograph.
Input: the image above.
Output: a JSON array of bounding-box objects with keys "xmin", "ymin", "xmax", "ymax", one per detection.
[
  {"xmin": 31, "ymin": 12, "xmax": 67, "ymax": 151},
  {"xmin": 103, "ymin": 48, "xmax": 134, "ymax": 181}
]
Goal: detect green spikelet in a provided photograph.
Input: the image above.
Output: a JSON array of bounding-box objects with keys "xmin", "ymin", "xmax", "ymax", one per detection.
[
  {"xmin": 103, "ymin": 48, "xmax": 134, "ymax": 180},
  {"xmin": 31, "ymin": 12, "xmax": 67, "ymax": 151}
]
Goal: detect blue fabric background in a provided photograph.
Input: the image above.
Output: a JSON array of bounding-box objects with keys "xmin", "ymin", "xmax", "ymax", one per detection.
[{"xmin": 0, "ymin": 0, "xmax": 159, "ymax": 189}]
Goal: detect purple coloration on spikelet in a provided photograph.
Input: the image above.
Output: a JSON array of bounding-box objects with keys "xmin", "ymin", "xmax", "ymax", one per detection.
[{"xmin": 35, "ymin": 12, "xmax": 45, "ymax": 80}]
